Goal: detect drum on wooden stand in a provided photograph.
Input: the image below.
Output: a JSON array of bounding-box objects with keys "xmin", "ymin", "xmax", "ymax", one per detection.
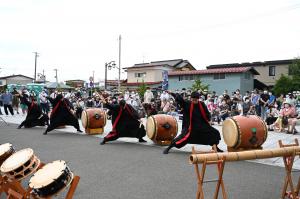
[
  {"xmin": 81, "ymin": 108, "xmax": 107, "ymax": 134},
  {"xmin": 146, "ymin": 114, "xmax": 178, "ymax": 145},
  {"xmin": 0, "ymin": 148, "xmax": 40, "ymax": 181},
  {"xmin": 0, "ymin": 143, "xmax": 15, "ymax": 166},
  {"xmin": 222, "ymin": 115, "xmax": 268, "ymax": 151},
  {"xmin": 29, "ymin": 160, "xmax": 73, "ymax": 198}
]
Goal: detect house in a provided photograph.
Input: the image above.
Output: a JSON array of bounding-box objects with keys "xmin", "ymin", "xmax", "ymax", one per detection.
[
  {"xmin": 0, "ymin": 74, "xmax": 34, "ymax": 88},
  {"xmin": 102, "ymin": 80, "xmax": 124, "ymax": 91},
  {"xmin": 206, "ymin": 59, "xmax": 295, "ymax": 87},
  {"xmin": 65, "ymin": 79, "xmax": 85, "ymax": 88},
  {"xmin": 123, "ymin": 59, "xmax": 195, "ymax": 89},
  {"xmin": 168, "ymin": 67, "xmax": 259, "ymax": 95}
]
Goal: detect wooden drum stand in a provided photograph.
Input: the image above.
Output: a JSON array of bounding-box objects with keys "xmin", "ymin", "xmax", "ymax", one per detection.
[
  {"xmin": 191, "ymin": 145, "xmax": 228, "ymax": 199},
  {"xmin": 190, "ymin": 139, "xmax": 300, "ymax": 199},
  {"xmin": 1, "ymin": 161, "xmax": 80, "ymax": 199},
  {"xmin": 0, "ymin": 163, "xmax": 46, "ymax": 199},
  {"xmin": 279, "ymin": 139, "xmax": 300, "ymax": 199}
]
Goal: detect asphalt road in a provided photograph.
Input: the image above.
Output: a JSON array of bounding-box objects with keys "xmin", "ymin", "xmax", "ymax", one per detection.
[{"xmin": 0, "ymin": 124, "xmax": 295, "ymax": 199}]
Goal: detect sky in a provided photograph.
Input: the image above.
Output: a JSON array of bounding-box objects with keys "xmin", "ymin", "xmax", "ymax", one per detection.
[{"xmin": 0, "ymin": 0, "xmax": 300, "ymax": 83}]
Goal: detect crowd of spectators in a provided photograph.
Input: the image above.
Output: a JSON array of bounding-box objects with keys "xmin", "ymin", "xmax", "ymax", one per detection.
[{"xmin": 1, "ymin": 86, "xmax": 299, "ymax": 134}]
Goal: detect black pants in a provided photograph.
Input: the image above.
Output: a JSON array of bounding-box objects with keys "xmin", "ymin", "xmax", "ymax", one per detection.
[
  {"xmin": 75, "ymin": 107, "xmax": 83, "ymax": 119},
  {"xmin": 4, "ymin": 104, "xmax": 14, "ymax": 115},
  {"xmin": 40, "ymin": 103, "xmax": 50, "ymax": 114}
]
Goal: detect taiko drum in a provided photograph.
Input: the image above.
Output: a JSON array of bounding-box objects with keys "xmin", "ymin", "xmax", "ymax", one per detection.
[
  {"xmin": 81, "ymin": 108, "xmax": 106, "ymax": 134},
  {"xmin": 0, "ymin": 143, "xmax": 15, "ymax": 166},
  {"xmin": 1, "ymin": 148, "xmax": 40, "ymax": 181},
  {"xmin": 146, "ymin": 114, "xmax": 178, "ymax": 145},
  {"xmin": 222, "ymin": 115, "xmax": 268, "ymax": 150},
  {"xmin": 29, "ymin": 160, "xmax": 73, "ymax": 198}
]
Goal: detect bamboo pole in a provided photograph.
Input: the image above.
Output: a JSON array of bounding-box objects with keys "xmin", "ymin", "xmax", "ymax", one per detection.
[{"xmin": 190, "ymin": 146, "xmax": 300, "ymax": 164}]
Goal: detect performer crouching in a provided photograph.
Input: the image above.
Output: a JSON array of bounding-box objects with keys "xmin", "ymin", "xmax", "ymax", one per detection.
[
  {"xmin": 163, "ymin": 91, "xmax": 223, "ymax": 154},
  {"xmin": 100, "ymin": 98, "xmax": 146, "ymax": 145},
  {"xmin": 43, "ymin": 93, "xmax": 82, "ymax": 135},
  {"xmin": 18, "ymin": 94, "xmax": 49, "ymax": 129}
]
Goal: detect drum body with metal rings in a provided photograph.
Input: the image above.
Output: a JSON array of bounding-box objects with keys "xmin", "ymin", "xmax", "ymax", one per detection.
[
  {"xmin": 0, "ymin": 148, "xmax": 40, "ymax": 181},
  {"xmin": 29, "ymin": 160, "xmax": 73, "ymax": 198},
  {"xmin": 81, "ymin": 108, "xmax": 107, "ymax": 130},
  {"xmin": 222, "ymin": 115, "xmax": 268, "ymax": 149},
  {"xmin": 0, "ymin": 143, "xmax": 15, "ymax": 166},
  {"xmin": 146, "ymin": 114, "xmax": 178, "ymax": 145}
]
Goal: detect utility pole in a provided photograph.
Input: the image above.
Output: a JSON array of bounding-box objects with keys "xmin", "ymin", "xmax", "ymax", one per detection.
[
  {"xmin": 92, "ymin": 70, "xmax": 95, "ymax": 94},
  {"xmin": 105, "ymin": 64, "xmax": 107, "ymax": 90},
  {"xmin": 93, "ymin": 71, "xmax": 95, "ymax": 84},
  {"xmin": 54, "ymin": 69, "xmax": 58, "ymax": 84},
  {"xmin": 118, "ymin": 35, "xmax": 121, "ymax": 92},
  {"xmin": 33, "ymin": 52, "xmax": 39, "ymax": 82},
  {"xmin": 42, "ymin": 69, "xmax": 45, "ymax": 83}
]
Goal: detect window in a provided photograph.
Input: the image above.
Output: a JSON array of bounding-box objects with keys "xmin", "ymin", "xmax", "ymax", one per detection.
[
  {"xmin": 179, "ymin": 75, "xmax": 194, "ymax": 81},
  {"xmin": 135, "ymin": 72, "xmax": 146, "ymax": 78},
  {"xmin": 213, "ymin": 73, "xmax": 225, "ymax": 80},
  {"xmin": 0, "ymin": 80, "xmax": 2, "ymax": 85},
  {"xmin": 269, "ymin": 66, "xmax": 275, "ymax": 76}
]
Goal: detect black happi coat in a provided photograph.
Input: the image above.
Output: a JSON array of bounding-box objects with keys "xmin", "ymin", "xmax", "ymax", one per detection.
[
  {"xmin": 19, "ymin": 96, "xmax": 48, "ymax": 128},
  {"xmin": 105, "ymin": 103, "xmax": 146, "ymax": 139},
  {"xmin": 172, "ymin": 93, "xmax": 221, "ymax": 148},
  {"xmin": 46, "ymin": 96, "xmax": 80, "ymax": 132}
]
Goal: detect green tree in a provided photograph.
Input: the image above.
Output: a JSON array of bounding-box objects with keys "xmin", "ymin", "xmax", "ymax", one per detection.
[
  {"xmin": 273, "ymin": 58, "xmax": 300, "ymax": 95},
  {"xmin": 289, "ymin": 58, "xmax": 300, "ymax": 77},
  {"xmin": 289, "ymin": 58, "xmax": 300, "ymax": 91},
  {"xmin": 190, "ymin": 79, "xmax": 209, "ymax": 92},
  {"xmin": 137, "ymin": 81, "xmax": 147, "ymax": 100},
  {"xmin": 273, "ymin": 74, "xmax": 293, "ymax": 96}
]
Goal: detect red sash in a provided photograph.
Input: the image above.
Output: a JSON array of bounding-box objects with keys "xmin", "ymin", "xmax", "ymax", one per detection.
[
  {"xmin": 105, "ymin": 106, "xmax": 123, "ymax": 139},
  {"xmin": 28, "ymin": 102, "xmax": 35, "ymax": 113},
  {"xmin": 175, "ymin": 102, "xmax": 210, "ymax": 145},
  {"xmin": 188, "ymin": 102, "xmax": 209, "ymax": 132},
  {"xmin": 62, "ymin": 99, "xmax": 74, "ymax": 115},
  {"xmin": 112, "ymin": 106, "xmax": 123, "ymax": 131},
  {"xmin": 125, "ymin": 105, "xmax": 136, "ymax": 119},
  {"xmin": 50, "ymin": 100, "xmax": 62, "ymax": 118},
  {"xmin": 198, "ymin": 102, "xmax": 209, "ymax": 124}
]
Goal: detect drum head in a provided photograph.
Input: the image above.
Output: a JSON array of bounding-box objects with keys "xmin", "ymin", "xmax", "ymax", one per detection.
[
  {"xmin": 29, "ymin": 160, "xmax": 67, "ymax": 189},
  {"xmin": 1, "ymin": 148, "xmax": 33, "ymax": 172},
  {"xmin": 0, "ymin": 143, "xmax": 12, "ymax": 157},
  {"xmin": 81, "ymin": 110, "xmax": 87, "ymax": 128},
  {"xmin": 222, "ymin": 119, "xmax": 239, "ymax": 147},
  {"xmin": 146, "ymin": 116, "xmax": 156, "ymax": 139}
]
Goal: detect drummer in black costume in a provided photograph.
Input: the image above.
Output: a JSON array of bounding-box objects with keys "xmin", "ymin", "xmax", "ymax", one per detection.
[
  {"xmin": 163, "ymin": 91, "xmax": 223, "ymax": 154},
  {"xmin": 43, "ymin": 93, "xmax": 82, "ymax": 135},
  {"xmin": 18, "ymin": 94, "xmax": 49, "ymax": 129},
  {"xmin": 100, "ymin": 97, "xmax": 146, "ymax": 145}
]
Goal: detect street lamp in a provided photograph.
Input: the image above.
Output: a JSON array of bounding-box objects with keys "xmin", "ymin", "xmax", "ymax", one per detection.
[
  {"xmin": 37, "ymin": 73, "xmax": 46, "ymax": 83},
  {"xmin": 54, "ymin": 69, "xmax": 58, "ymax": 84},
  {"xmin": 105, "ymin": 61, "xmax": 116, "ymax": 90}
]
